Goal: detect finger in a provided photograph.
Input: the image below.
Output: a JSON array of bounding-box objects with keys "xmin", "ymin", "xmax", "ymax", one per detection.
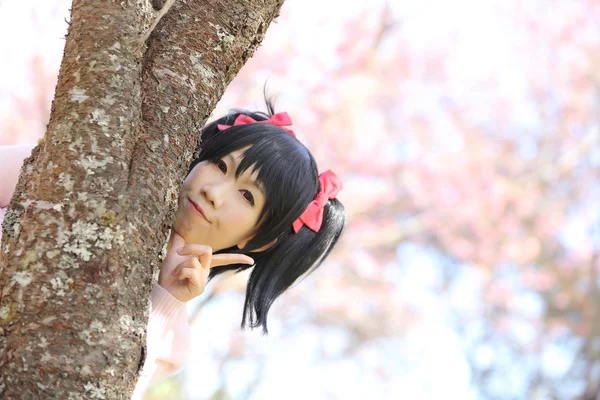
[
  {"xmin": 172, "ymin": 257, "xmax": 201, "ymax": 276},
  {"xmin": 179, "ymin": 267, "xmax": 200, "ymax": 283},
  {"xmin": 177, "ymin": 244, "xmax": 212, "ymax": 256},
  {"xmin": 179, "ymin": 268, "xmax": 202, "ymax": 291},
  {"xmin": 211, "ymin": 253, "xmax": 254, "ymax": 268},
  {"xmin": 177, "ymin": 244, "xmax": 212, "ymax": 270}
]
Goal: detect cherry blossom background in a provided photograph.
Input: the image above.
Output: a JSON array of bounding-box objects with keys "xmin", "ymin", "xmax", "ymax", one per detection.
[{"xmin": 1, "ymin": 0, "xmax": 599, "ymax": 399}]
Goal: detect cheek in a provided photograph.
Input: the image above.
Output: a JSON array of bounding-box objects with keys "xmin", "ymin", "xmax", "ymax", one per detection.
[
  {"xmin": 226, "ymin": 208, "xmax": 257, "ymax": 232},
  {"xmin": 184, "ymin": 163, "xmax": 211, "ymax": 185}
]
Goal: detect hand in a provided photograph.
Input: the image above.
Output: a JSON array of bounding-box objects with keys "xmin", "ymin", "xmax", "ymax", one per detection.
[{"xmin": 158, "ymin": 232, "xmax": 254, "ymax": 302}]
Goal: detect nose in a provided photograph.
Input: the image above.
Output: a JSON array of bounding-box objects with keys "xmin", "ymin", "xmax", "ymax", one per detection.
[{"xmin": 201, "ymin": 181, "xmax": 228, "ymax": 208}]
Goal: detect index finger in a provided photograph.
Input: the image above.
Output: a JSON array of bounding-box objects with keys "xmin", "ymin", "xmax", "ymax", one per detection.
[{"xmin": 211, "ymin": 253, "xmax": 254, "ymax": 268}]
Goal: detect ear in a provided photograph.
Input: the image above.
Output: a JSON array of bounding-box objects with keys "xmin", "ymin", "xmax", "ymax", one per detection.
[{"xmin": 236, "ymin": 238, "xmax": 277, "ymax": 253}]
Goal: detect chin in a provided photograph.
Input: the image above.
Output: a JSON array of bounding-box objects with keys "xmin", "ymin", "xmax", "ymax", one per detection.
[{"xmin": 171, "ymin": 217, "xmax": 190, "ymax": 238}]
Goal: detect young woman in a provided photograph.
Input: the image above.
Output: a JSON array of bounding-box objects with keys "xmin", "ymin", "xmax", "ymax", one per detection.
[{"xmin": 0, "ymin": 102, "xmax": 346, "ymax": 398}]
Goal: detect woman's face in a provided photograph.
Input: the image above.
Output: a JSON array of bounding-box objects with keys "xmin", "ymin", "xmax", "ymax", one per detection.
[{"xmin": 172, "ymin": 147, "xmax": 267, "ymax": 251}]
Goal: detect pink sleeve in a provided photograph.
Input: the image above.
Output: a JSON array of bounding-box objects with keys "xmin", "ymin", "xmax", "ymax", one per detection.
[{"xmin": 131, "ymin": 283, "xmax": 191, "ymax": 399}]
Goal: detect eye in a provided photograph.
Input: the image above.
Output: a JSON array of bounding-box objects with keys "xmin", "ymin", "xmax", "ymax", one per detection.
[
  {"xmin": 212, "ymin": 158, "xmax": 227, "ymax": 174},
  {"xmin": 240, "ymin": 189, "xmax": 255, "ymax": 206}
]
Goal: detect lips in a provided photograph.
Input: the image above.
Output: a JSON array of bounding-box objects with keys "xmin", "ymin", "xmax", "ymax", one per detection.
[{"xmin": 188, "ymin": 198, "xmax": 210, "ymax": 222}]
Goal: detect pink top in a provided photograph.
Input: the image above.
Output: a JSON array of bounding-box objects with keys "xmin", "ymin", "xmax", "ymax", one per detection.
[
  {"xmin": 131, "ymin": 282, "xmax": 191, "ymax": 398},
  {"xmin": 0, "ymin": 210, "xmax": 190, "ymax": 399}
]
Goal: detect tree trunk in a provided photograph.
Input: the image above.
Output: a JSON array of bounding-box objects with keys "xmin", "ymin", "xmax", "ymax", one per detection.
[{"xmin": 0, "ymin": 0, "xmax": 283, "ymax": 398}]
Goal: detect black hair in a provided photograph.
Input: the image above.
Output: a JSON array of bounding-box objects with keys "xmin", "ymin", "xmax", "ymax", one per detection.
[{"xmin": 187, "ymin": 99, "xmax": 346, "ymax": 334}]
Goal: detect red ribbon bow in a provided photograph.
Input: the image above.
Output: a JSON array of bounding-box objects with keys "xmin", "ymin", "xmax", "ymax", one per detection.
[
  {"xmin": 217, "ymin": 112, "xmax": 296, "ymax": 137},
  {"xmin": 292, "ymin": 170, "xmax": 343, "ymax": 233}
]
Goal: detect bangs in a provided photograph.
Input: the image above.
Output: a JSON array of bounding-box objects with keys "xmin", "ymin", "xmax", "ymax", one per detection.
[
  {"xmin": 236, "ymin": 139, "xmax": 310, "ymax": 223},
  {"xmin": 194, "ymin": 123, "xmax": 318, "ymax": 249}
]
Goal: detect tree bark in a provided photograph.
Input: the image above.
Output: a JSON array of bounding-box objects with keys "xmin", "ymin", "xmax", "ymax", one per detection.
[{"xmin": 0, "ymin": 0, "xmax": 283, "ymax": 398}]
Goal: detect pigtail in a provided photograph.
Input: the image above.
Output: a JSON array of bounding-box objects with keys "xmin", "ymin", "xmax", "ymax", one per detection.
[{"xmin": 239, "ymin": 199, "xmax": 346, "ymax": 334}]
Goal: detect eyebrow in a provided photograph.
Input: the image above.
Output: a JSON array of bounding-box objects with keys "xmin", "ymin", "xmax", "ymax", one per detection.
[{"xmin": 227, "ymin": 153, "xmax": 266, "ymax": 195}]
